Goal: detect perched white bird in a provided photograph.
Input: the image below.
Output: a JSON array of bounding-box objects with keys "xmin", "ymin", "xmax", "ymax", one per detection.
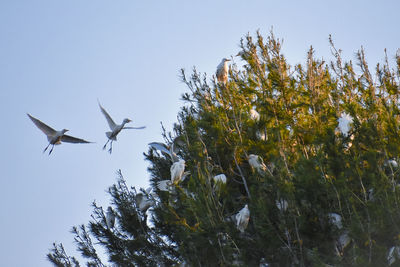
[
  {"xmin": 248, "ymin": 154, "xmax": 267, "ymax": 173},
  {"xmin": 27, "ymin": 113, "xmax": 92, "ymax": 155},
  {"xmin": 106, "ymin": 206, "xmax": 115, "ymax": 229},
  {"xmin": 98, "ymin": 102, "xmax": 145, "ymax": 153},
  {"xmin": 386, "ymin": 159, "xmax": 399, "ymax": 169},
  {"xmin": 388, "ymin": 246, "xmax": 400, "ymax": 265},
  {"xmin": 235, "ymin": 204, "xmax": 250, "ymax": 233},
  {"xmin": 157, "ymin": 180, "xmax": 173, "ymax": 192},
  {"xmin": 216, "ymin": 58, "xmax": 231, "ymax": 84},
  {"xmin": 335, "ymin": 231, "xmax": 350, "ymax": 256},
  {"xmin": 135, "ymin": 188, "xmax": 155, "ymax": 212},
  {"xmin": 171, "ymin": 159, "xmax": 185, "ymax": 183},
  {"xmin": 276, "ymin": 199, "xmax": 288, "ymax": 212},
  {"xmin": 213, "ymin": 174, "xmax": 227, "ymax": 184},
  {"xmin": 337, "ymin": 112, "xmax": 353, "ymax": 137},
  {"xmin": 327, "ymin": 213, "xmax": 343, "ymax": 229},
  {"xmin": 250, "ymin": 109, "xmax": 260, "ymax": 121},
  {"xmin": 148, "ymin": 141, "xmax": 179, "ymax": 162}
]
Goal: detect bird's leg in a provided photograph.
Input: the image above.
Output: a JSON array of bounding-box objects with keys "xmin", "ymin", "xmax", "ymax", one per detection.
[
  {"xmin": 43, "ymin": 143, "xmax": 50, "ymax": 153},
  {"xmin": 49, "ymin": 145, "xmax": 54, "ymax": 155},
  {"xmin": 108, "ymin": 141, "xmax": 113, "ymax": 154},
  {"xmin": 103, "ymin": 140, "xmax": 109, "ymax": 150}
]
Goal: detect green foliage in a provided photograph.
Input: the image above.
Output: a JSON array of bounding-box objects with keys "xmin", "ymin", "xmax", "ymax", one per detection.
[{"xmin": 48, "ymin": 32, "xmax": 400, "ymax": 266}]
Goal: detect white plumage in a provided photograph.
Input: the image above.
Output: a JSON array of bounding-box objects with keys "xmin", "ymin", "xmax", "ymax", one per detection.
[
  {"xmin": 157, "ymin": 180, "xmax": 173, "ymax": 192},
  {"xmin": 148, "ymin": 141, "xmax": 179, "ymax": 162},
  {"xmin": 135, "ymin": 188, "xmax": 155, "ymax": 212},
  {"xmin": 171, "ymin": 159, "xmax": 185, "ymax": 183},
  {"xmin": 250, "ymin": 109, "xmax": 260, "ymax": 121},
  {"xmin": 388, "ymin": 246, "xmax": 400, "ymax": 265},
  {"xmin": 328, "ymin": 213, "xmax": 343, "ymax": 229},
  {"xmin": 248, "ymin": 154, "xmax": 267, "ymax": 173},
  {"xmin": 98, "ymin": 101, "xmax": 145, "ymax": 153},
  {"xmin": 213, "ymin": 174, "xmax": 227, "ymax": 184},
  {"xmin": 337, "ymin": 112, "xmax": 353, "ymax": 137},
  {"xmin": 335, "ymin": 231, "xmax": 350, "ymax": 256},
  {"xmin": 235, "ymin": 204, "xmax": 250, "ymax": 233},
  {"xmin": 276, "ymin": 199, "xmax": 288, "ymax": 212},
  {"xmin": 106, "ymin": 206, "xmax": 115, "ymax": 229},
  {"xmin": 216, "ymin": 58, "xmax": 231, "ymax": 84},
  {"xmin": 27, "ymin": 113, "xmax": 92, "ymax": 155}
]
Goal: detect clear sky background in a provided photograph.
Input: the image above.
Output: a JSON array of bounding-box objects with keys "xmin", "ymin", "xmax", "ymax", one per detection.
[{"xmin": 1, "ymin": 1, "xmax": 399, "ymax": 266}]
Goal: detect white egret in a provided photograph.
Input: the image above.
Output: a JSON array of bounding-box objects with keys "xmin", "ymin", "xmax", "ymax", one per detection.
[
  {"xmin": 327, "ymin": 213, "xmax": 343, "ymax": 229},
  {"xmin": 276, "ymin": 199, "xmax": 288, "ymax": 212},
  {"xmin": 235, "ymin": 204, "xmax": 250, "ymax": 233},
  {"xmin": 27, "ymin": 113, "xmax": 92, "ymax": 155},
  {"xmin": 386, "ymin": 159, "xmax": 399, "ymax": 168},
  {"xmin": 335, "ymin": 231, "xmax": 350, "ymax": 256},
  {"xmin": 337, "ymin": 112, "xmax": 353, "ymax": 137},
  {"xmin": 135, "ymin": 188, "xmax": 155, "ymax": 213},
  {"xmin": 98, "ymin": 102, "xmax": 145, "ymax": 153},
  {"xmin": 248, "ymin": 154, "xmax": 267, "ymax": 173},
  {"xmin": 157, "ymin": 180, "xmax": 173, "ymax": 192},
  {"xmin": 216, "ymin": 58, "xmax": 231, "ymax": 84},
  {"xmin": 213, "ymin": 174, "xmax": 227, "ymax": 184},
  {"xmin": 148, "ymin": 141, "xmax": 179, "ymax": 162},
  {"xmin": 170, "ymin": 159, "xmax": 185, "ymax": 183},
  {"xmin": 250, "ymin": 109, "xmax": 260, "ymax": 121},
  {"xmin": 388, "ymin": 246, "xmax": 400, "ymax": 265},
  {"xmin": 106, "ymin": 207, "xmax": 115, "ymax": 229}
]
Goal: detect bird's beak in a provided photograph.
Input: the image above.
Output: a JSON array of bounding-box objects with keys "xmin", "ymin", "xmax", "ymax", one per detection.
[{"xmin": 127, "ymin": 119, "xmax": 132, "ymax": 123}]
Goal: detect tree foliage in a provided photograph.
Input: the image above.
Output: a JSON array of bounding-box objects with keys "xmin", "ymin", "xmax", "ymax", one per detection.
[{"xmin": 48, "ymin": 32, "xmax": 400, "ymax": 266}]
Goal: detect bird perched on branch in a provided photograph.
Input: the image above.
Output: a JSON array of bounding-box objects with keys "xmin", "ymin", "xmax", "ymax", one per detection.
[
  {"xmin": 106, "ymin": 207, "xmax": 115, "ymax": 229},
  {"xmin": 216, "ymin": 58, "xmax": 231, "ymax": 84},
  {"xmin": 27, "ymin": 113, "xmax": 92, "ymax": 155},
  {"xmin": 98, "ymin": 101, "xmax": 145, "ymax": 153},
  {"xmin": 235, "ymin": 204, "xmax": 250, "ymax": 233},
  {"xmin": 171, "ymin": 159, "xmax": 185, "ymax": 184}
]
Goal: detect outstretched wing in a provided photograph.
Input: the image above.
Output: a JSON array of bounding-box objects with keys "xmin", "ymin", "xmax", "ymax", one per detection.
[
  {"xmin": 61, "ymin": 134, "xmax": 92, "ymax": 144},
  {"xmin": 98, "ymin": 102, "xmax": 116, "ymax": 130},
  {"xmin": 27, "ymin": 113, "xmax": 56, "ymax": 136},
  {"xmin": 148, "ymin": 142, "xmax": 171, "ymax": 156},
  {"xmin": 123, "ymin": 126, "xmax": 146, "ymax": 130}
]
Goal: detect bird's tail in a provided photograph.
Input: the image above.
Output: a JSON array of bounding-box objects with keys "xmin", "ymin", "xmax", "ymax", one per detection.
[{"xmin": 106, "ymin": 132, "xmax": 117, "ymax": 140}]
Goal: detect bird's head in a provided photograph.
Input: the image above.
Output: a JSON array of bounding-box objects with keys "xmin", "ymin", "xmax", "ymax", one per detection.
[
  {"xmin": 123, "ymin": 118, "xmax": 132, "ymax": 124},
  {"xmin": 222, "ymin": 58, "xmax": 231, "ymax": 62},
  {"xmin": 61, "ymin": 129, "xmax": 69, "ymax": 134}
]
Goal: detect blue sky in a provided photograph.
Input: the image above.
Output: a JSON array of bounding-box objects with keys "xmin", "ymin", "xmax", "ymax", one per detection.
[{"xmin": 1, "ymin": 1, "xmax": 399, "ymax": 266}]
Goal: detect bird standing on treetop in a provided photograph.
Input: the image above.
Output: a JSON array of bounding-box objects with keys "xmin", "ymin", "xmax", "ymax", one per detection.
[
  {"xmin": 105, "ymin": 207, "xmax": 115, "ymax": 229},
  {"xmin": 216, "ymin": 58, "xmax": 231, "ymax": 84},
  {"xmin": 98, "ymin": 101, "xmax": 145, "ymax": 153},
  {"xmin": 170, "ymin": 159, "xmax": 185, "ymax": 184},
  {"xmin": 27, "ymin": 113, "xmax": 92, "ymax": 155}
]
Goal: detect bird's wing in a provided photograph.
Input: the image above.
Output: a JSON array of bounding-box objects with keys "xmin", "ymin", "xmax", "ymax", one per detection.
[
  {"xmin": 27, "ymin": 113, "xmax": 57, "ymax": 136},
  {"xmin": 61, "ymin": 134, "xmax": 92, "ymax": 144},
  {"xmin": 148, "ymin": 142, "xmax": 172, "ymax": 156},
  {"xmin": 123, "ymin": 126, "xmax": 146, "ymax": 130},
  {"xmin": 98, "ymin": 102, "xmax": 117, "ymax": 130}
]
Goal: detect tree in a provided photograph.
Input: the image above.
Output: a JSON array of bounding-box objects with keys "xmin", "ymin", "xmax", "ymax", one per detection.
[{"xmin": 48, "ymin": 31, "xmax": 400, "ymax": 266}]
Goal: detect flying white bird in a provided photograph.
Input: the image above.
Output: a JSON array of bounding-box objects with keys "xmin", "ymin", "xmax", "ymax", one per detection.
[
  {"xmin": 328, "ymin": 213, "xmax": 343, "ymax": 229},
  {"xmin": 135, "ymin": 188, "xmax": 155, "ymax": 213},
  {"xmin": 148, "ymin": 141, "xmax": 179, "ymax": 162},
  {"xmin": 235, "ymin": 204, "xmax": 250, "ymax": 233},
  {"xmin": 337, "ymin": 112, "xmax": 353, "ymax": 137},
  {"xmin": 98, "ymin": 102, "xmax": 145, "ymax": 153},
  {"xmin": 27, "ymin": 113, "xmax": 92, "ymax": 155},
  {"xmin": 216, "ymin": 58, "xmax": 231, "ymax": 84},
  {"xmin": 213, "ymin": 174, "xmax": 227, "ymax": 184},
  {"xmin": 248, "ymin": 154, "xmax": 267, "ymax": 173},
  {"xmin": 106, "ymin": 206, "xmax": 115, "ymax": 229},
  {"xmin": 171, "ymin": 159, "xmax": 185, "ymax": 183}
]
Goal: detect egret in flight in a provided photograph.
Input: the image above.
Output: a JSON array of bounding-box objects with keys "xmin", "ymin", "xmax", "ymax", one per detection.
[
  {"xmin": 27, "ymin": 113, "xmax": 92, "ymax": 155},
  {"xmin": 98, "ymin": 102, "xmax": 145, "ymax": 153},
  {"xmin": 216, "ymin": 58, "xmax": 231, "ymax": 84}
]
